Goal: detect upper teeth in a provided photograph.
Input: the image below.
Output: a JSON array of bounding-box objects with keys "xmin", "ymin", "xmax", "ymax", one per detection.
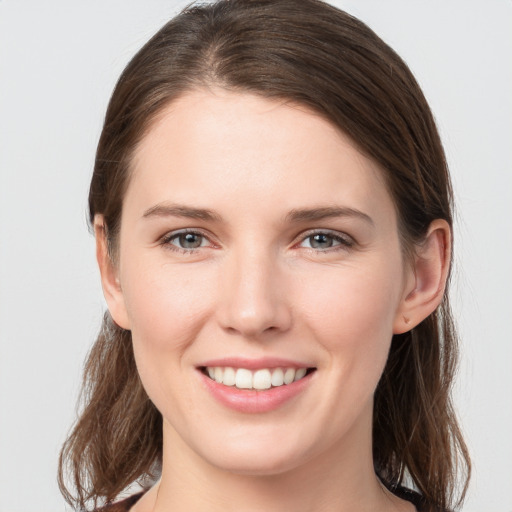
[{"xmin": 206, "ymin": 367, "xmax": 308, "ymax": 390}]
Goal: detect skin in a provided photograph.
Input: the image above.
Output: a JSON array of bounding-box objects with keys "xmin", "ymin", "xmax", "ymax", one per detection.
[{"xmin": 96, "ymin": 88, "xmax": 450, "ymax": 512}]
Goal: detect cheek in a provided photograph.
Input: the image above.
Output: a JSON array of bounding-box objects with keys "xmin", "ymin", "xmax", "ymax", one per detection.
[
  {"xmin": 120, "ymin": 260, "xmax": 218, "ymax": 418},
  {"xmin": 120, "ymin": 259, "xmax": 215, "ymax": 373},
  {"xmin": 295, "ymin": 260, "xmax": 402, "ymax": 368}
]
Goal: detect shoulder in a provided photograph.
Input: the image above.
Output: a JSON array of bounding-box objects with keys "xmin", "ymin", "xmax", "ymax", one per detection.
[
  {"xmin": 392, "ymin": 486, "xmax": 451, "ymax": 512},
  {"xmin": 94, "ymin": 488, "xmax": 451, "ymax": 512},
  {"xmin": 94, "ymin": 492, "xmax": 145, "ymax": 512}
]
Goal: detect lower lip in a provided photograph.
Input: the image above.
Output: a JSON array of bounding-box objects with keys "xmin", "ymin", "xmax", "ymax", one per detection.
[{"xmin": 199, "ymin": 370, "xmax": 314, "ymax": 413}]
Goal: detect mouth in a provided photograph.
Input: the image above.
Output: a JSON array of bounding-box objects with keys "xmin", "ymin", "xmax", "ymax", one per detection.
[{"xmin": 200, "ymin": 366, "xmax": 317, "ymax": 391}]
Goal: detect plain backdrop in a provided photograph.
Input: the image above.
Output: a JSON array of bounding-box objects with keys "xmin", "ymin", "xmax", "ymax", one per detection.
[{"xmin": 0, "ymin": 1, "xmax": 511, "ymax": 511}]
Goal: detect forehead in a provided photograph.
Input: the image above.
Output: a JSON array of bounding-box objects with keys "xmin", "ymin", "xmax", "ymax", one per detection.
[{"xmin": 126, "ymin": 88, "xmax": 395, "ymax": 225}]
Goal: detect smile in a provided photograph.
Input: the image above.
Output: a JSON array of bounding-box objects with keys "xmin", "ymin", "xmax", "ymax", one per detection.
[{"xmin": 203, "ymin": 366, "xmax": 314, "ymax": 390}]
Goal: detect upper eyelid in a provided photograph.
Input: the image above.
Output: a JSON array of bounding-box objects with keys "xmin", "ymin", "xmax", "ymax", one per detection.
[
  {"xmin": 161, "ymin": 229, "xmax": 216, "ymax": 246},
  {"xmin": 295, "ymin": 228, "xmax": 354, "ymax": 243},
  {"xmin": 297, "ymin": 228, "xmax": 351, "ymax": 237},
  {"xmin": 161, "ymin": 227, "xmax": 212, "ymax": 239}
]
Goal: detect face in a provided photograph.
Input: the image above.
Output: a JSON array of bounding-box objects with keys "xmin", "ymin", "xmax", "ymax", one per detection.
[{"xmin": 104, "ymin": 89, "xmax": 416, "ymax": 475}]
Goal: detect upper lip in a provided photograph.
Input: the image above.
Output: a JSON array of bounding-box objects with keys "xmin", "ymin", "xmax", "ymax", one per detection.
[{"xmin": 199, "ymin": 357, "xmax": 315, "ymax": 370}]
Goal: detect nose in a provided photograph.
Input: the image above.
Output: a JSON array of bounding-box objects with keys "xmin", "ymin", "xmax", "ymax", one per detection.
[{"xmin": 216, "ymin": 247, "xmax": 292, "ymax": 339}]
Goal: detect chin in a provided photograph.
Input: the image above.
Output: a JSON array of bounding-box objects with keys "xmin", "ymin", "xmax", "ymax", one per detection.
[
  {"xmin": 194, "ymin": 428, "xmax": 317, "ymax": 477},
  {"xmin": 209, "ymin": 449, "xmax": 306, "ymax": 477}
]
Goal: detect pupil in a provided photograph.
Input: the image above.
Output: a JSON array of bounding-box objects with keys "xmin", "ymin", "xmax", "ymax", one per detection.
[
  {"xmin": 311, "ymin": 234, "xmax": 332, "ymax": 248},
  {"xmin": 180, "ymin": 233, "xmax": 202, "ymax": 248}
]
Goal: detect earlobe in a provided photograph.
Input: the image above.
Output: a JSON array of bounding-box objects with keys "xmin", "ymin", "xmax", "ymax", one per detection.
[
  {"xmin": 94, "ymin": 215, "xmax": 131, "ymax": 330},
  {"xmin": 393, "ymin": 219, "xmax": 451, "ymax": 334}
]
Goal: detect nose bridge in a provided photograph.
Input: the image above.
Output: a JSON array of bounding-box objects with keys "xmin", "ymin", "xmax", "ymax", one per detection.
[{"xmin": 217, "ymin": 241, "xmax": 291, "ymax": 338}]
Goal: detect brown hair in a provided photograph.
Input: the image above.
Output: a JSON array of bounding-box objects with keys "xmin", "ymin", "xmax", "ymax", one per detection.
[{"xmin": 59, "ymin": 1, "xmax": 470, "ymax": 510}]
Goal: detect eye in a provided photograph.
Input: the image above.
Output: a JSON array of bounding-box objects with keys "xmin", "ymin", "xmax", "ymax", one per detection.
[
  {"xmin": 161, "ymin": 230, "xmax": 211, "ymax": 252},
  {"xmin": 298, "ymin": 231, "xmax": 353, "ymax": 251}
]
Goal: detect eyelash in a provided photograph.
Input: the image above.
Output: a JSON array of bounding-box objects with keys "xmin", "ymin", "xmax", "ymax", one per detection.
[
  {"xmin": 298, "ymin": 230, "xmax": 354, "ymax": 252},
  {"xmin": 159, "ymin": 229, "xmax": 354, "ymax": 255},
  {"xmin": 160, "ymin": 229, "xmax": 212, "ymax": 255}
]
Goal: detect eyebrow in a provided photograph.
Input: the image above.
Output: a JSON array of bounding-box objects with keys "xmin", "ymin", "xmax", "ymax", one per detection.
[
  {"xmin": 285, "ymin": 206, "xmax": 374, "ymax": 226},
  {"xmin": 142, "ymin": 203, "xmax": 222, "ymax": 222},
  {"xmin": 142, "ymin": 203, "xmax": 373, "ymax": 226}
]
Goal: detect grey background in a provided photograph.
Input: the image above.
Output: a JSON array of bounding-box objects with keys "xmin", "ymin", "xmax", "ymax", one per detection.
[{"xmin": 0, "ymin": 1, "xmax": 511, "ymax": 511}]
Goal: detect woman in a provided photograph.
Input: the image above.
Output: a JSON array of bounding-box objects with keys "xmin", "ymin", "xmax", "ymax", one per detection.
[{"xmin": 58, "ymin": 0, "xmax": 470, "ymax": 511}]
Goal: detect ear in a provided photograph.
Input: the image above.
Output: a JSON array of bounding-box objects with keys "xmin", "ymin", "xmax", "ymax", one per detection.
[
  {"xmin": 393, "ymin": 219, "xmax": 451, "ymax": 334},
  {"xmin": 94, "ymin": 215, "xmax": 131, "ymax": 330}
]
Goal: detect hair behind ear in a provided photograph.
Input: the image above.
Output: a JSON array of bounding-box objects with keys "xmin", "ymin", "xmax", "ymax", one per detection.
[
  {"xmin": 58, "ymin": 313, "xmax": 162, "ymax": 510},
  {"xmin": 374, "ymin": 297, "xmax": 470, "ymax": 510}
]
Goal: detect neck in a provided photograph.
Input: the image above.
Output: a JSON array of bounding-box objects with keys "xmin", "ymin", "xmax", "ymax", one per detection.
[{"xmin": 135, "ymin": 414, "xmax": 410, "ymax": 512}]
